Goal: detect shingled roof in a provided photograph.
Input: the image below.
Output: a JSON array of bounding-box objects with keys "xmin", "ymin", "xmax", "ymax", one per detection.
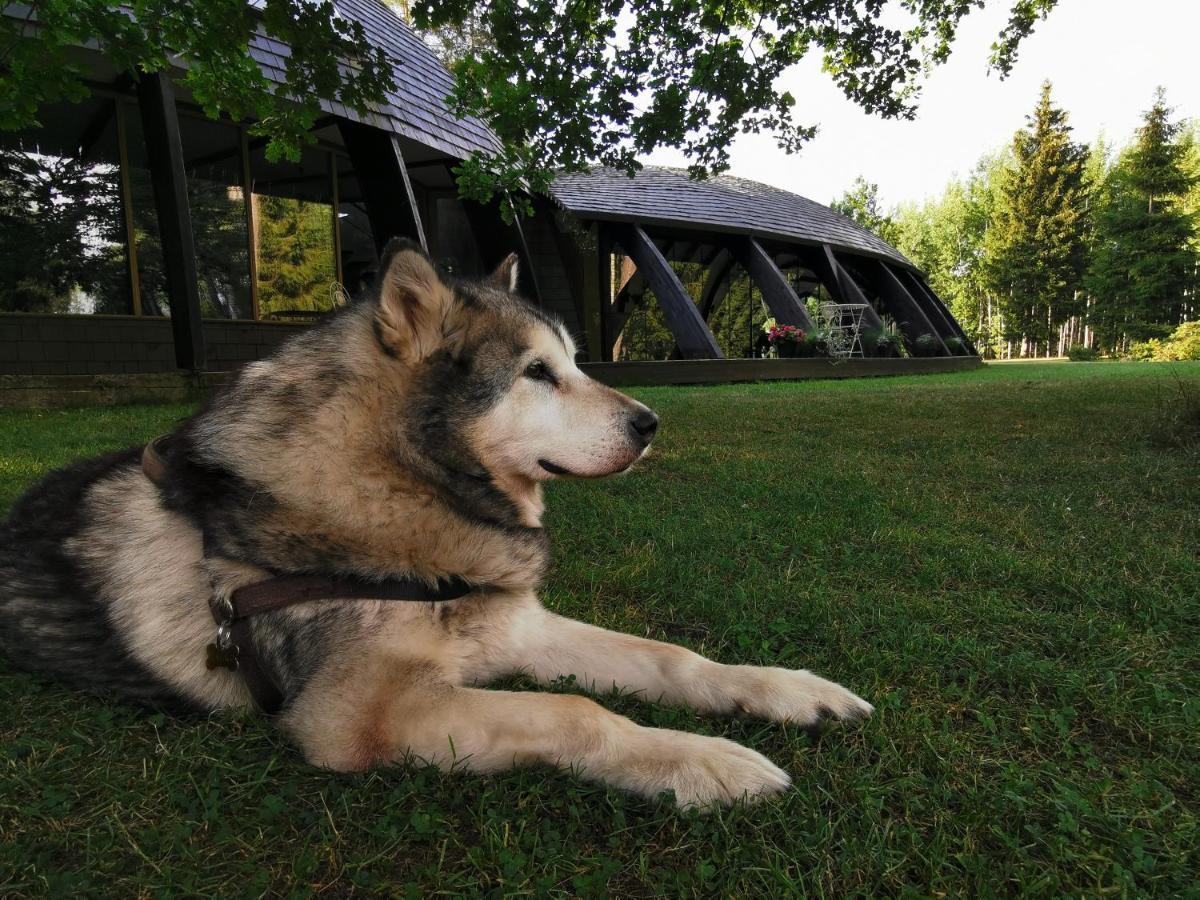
[
  {"xmin": 248, "ymin": 0, "xmax": 500, "ymax": 160},
  {"xmin": 550, "ymin": 167, "xmax": 913, "ymax": 268}
]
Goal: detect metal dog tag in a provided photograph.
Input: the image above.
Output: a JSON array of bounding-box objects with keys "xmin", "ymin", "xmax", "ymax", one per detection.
[{"xmin": 205, "ymin": 642, "xmax": 239, "ymax": 671}]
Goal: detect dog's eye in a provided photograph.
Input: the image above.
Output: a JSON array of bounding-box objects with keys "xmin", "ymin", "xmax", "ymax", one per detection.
[{"xmin": 524, "ymin": 360, "xmax": 556, "ymax": 384}]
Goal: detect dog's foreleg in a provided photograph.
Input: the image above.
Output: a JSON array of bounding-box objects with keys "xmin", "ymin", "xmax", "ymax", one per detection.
[
  {"xmin": 282, "ymin": 655, "xmax": 790, "ymax": 808},
  {"xmin": 495, "ymin": 607, "xmax": 873, "ymax": 728}
]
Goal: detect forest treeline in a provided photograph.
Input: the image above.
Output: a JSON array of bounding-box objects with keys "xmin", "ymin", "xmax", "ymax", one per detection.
[{"xmin": 834, "ymin": 84, "xmax": 1199, "ymax": 359}]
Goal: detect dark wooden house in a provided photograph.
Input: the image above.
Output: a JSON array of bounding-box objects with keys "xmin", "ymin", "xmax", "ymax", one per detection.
[{"xmin": 0, "ymin": 0, "xmax": 977, "ymax": 392}]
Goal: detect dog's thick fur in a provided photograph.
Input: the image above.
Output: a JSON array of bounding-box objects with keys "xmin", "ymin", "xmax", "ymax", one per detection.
[{"xmin": 0, "ymin": 241, "xmax": 872, "ymax": 807}]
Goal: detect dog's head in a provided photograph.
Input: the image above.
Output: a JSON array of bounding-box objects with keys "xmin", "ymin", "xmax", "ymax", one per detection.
[{"xmin": 373, "ymin": 239, "xmax": 657, "ymax": 505}]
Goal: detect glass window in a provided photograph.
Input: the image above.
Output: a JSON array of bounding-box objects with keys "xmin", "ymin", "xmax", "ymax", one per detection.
[
  {"xmin": 123, "ymin": 111, "xmax": 254, "ymax": 319},
  {"xmin": 251, "ymin": 144, "xmax": 337, "ymax": 320},
  {"xmin": 183, "ymin": 118, "xmax": 253, "ymax": 319},
  {"xmin": 0, "ymin": 97, "xmax": 132, "ymax": 315}
]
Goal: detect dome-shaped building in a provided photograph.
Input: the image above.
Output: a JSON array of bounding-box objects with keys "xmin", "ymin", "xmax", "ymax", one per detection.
[
  {"xmin": 539, "ymin": 166, "xmax": 975, "ymax": 367},
  {"xmin": 0, "ymin": 0, "xmax": 976, "ymax": 396}
]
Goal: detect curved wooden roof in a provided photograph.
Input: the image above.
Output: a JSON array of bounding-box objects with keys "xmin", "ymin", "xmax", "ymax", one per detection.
[
  {"xmin": 248, "ymin": 0, "xmax": 501, "ymax": 160},
  {"xmin": 550, "ymin": 167, "xmax": 913, "ymax": 268}
]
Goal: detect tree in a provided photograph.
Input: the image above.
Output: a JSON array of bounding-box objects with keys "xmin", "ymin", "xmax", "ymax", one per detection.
[
  {"xmin": 1086, "ymin": 90, "xmax": 1198, "ymax": 346},
  {"xmin": 983, "ymin": 82, "xmax": 1089, "ymax": 355},
  {"xmin": 831, "ymin": 177, "xmax": 897, "ymax": 246},
  {"xmin": 2, "ymin": 1, "xmax": 1060, "ymax": 203},
  {"xmin": 891, "ymin": 153, "xmax": 1006, "ymax": 354}
]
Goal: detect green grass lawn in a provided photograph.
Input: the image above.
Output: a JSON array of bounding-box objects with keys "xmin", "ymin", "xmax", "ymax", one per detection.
[{"xmin": 2, "ymin": 361, "xmax": 1198, "ymax": 896}]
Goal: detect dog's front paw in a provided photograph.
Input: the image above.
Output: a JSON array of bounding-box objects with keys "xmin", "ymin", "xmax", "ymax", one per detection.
[
  {"xmin": 731, "ymin": 666, "xmax": 874, "ymax": 729},
  {"xmin": 610, "ymin": 728, "xmax": 791, "ymax": 809}
]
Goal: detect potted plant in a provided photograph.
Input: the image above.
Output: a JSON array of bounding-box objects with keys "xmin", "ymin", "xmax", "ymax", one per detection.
[
  {"xmin": 913, "ymin": 333, "xmax": 940, "ymax": 357},
  {"xmin": 766, "ymin": 324, "xmax": 806, "ymax": 358},
  {"xmin": 945, "ymin": 336, "xmax": 966, "ymax": 355},
  {"xmin": 860, "ymin": 327, "xmax": 883, "ymax": 356},
  {"xmin": 804, "ymin": 328, "xmax": 832, "ymax": 358}
]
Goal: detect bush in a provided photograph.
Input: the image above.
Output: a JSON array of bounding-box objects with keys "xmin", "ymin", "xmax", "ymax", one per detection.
[
  {"xmin": 1067, "ymin": 344, "xmax": 1099, "ymax": 361},
  {"xmin": 1154, "ymin": 322, "xmax": 1200, "ymax": 361},
  {"xmin": 1127, "ymin": 340, "xmax": 1161, "ymax": 361},
  {"xmin": 945, "ymin": 336, "xmax": 966, "ymax": 355}
]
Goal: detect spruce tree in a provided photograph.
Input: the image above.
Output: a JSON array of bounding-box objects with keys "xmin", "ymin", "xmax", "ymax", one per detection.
[
  {"xmin": 985, "ymin": 82, "xmax": 1089, "ymax": 355},
  {"xmin": 1086, "ymin": 90, "xmax": 1197, "ymax": 345}
]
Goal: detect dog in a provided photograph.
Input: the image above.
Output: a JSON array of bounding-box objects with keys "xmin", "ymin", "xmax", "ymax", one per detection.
[{"xmin": 0, "ymin": 239, "xmax": 872, "ymax": 808}]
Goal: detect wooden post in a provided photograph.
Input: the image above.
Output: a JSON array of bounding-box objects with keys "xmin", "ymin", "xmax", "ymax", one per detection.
[
  {"xmin": 804, "ymin": 244, "xmax": 885, "ymax": 331},
  {"xmin": 240, "ymin": 130, "xmax": 260, "ymax": 320},
  {"xmin": 114, "ymin": 101, "xmax": 142, "ymax": 317},
  {"xmin": 699, "ymin": 248, "xmax": 735, "ymax": 319},
  {"xmin": 734, "ymin": 238, "xmax": 817, "ymax": 331},
  {"xmin": 329, "ymin": 151, "xmax": 343, "ymax": 288},
  {"xmin": 136, "ymin": 71, "xmax": 205, "ymax": 370},
  {"xmin": 337, "ymin": 121, "xmax": 426, "ymax": 253},
  {"xmin": 615, "ymin": 225, "xmax": 722, "ymax": 359}
]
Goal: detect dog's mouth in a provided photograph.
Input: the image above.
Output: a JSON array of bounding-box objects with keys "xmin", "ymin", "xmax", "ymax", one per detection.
[{"xmin": 538, "ymin": 455, "xmax": 642, "ymax": 478}]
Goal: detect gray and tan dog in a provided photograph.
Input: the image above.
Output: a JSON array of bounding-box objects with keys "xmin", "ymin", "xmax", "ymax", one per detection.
[{"xmin": 0, "ymin": 240, "xmax": 871, "ymax": 808}]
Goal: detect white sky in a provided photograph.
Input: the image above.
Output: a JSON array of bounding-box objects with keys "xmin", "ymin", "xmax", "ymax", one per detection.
[{"xmin": 642, "ymin": 0, "xmax": 1200, "ymax": 210}]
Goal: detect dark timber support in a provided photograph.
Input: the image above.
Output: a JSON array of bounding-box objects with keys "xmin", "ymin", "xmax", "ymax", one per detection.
[
  {"xmin": 506, "ymin": 198, "xmax": 544, "ymax": 307},
  {"xmin": 734, "ymin": 238, "xmax": 817, "ymax": 331},
  {"xmin": 615, "ymin": 225, "xmax": 722, "ymax": 359},
  {"xmin": 338, "ymin": 121, "xmax": 426, "ymax": 252},
  {"xmin": 595, "ymin": 225, "xmax": 613, "ymax": 360},
  {"xmin": 893, "ymin": 267, "xmax": 960, "ymax": 347},
  {"xmin": 909, "ymin": 271, "xmax": 977, "ymax": 352},
  {"xmin": 699, "ymin": 248, "xmax": 736, "ymax": 319},
  {"xmin": 858, "ymin": 260, "xmax": 948, "ymax": 354},
  {"xmin": 136, "ymin": 71, "xmax": 204, "ymax": 371},
  {"xmin": 805, "ymin": 244, "xmax": 884, "ymax": 331}
]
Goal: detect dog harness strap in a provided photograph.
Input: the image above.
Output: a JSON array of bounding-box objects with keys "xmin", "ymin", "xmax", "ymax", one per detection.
[
  {"xmin": 230, "ymin": 574, "xmax": 474, "ymax": 618},
  {"xmin": 142, "ymin": 435, "xmax": 476, "ymax": 715},
  {"xmin": 213, "ymin": 574, "xmax": 475, "ymax": 715}
]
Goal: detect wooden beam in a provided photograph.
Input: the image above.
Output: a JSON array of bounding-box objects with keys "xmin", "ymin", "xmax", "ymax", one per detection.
[
  {"xmin": 136, "ymin": 71, "xmax": 205, "ymax": 370},
  {"xmin": 615, "ymin": 225, "xmax": 722, "ymax": 359},
  {"xmin": 573, "ymin": 222, "xmax": 607, "ymax": 361},
  {"xmin": 699, "ymin": 248, "xmax": 735, "ymax": 319},
  {"xmin": 907, "ymin": 271, "xmax": 977, "ymax": 352},
  {"xmin": 508, "ymin": 198, "xmax": 545, "ymax": 307},
  {"xmin": 596, "ymin": 225, "xmax": 613, "ymax": 361},
  {"xmin": 893, "ymin": 268, "xmax": 959, "ymax": 345},
  {"xmin": 114, "ymin": 102, "xmax": 142, "ymax": 317},
  {"xmin": 794, "ymin": 244, "xmax": 888, "ymax": 334},
  {"xmin": 734, "ymin": 238, "xmax": 817, "ymax": 331},
  {"xmin": 337, "ymin": 120, "xmax": 425, "ymax": 253},
  {"xmin": 393, "ymin": 137, "xmax": 428, "ymax": 251},
  {"xmin": 241, "ymin": 129, "xmax": 261, "ymax": 320},
  {"xmin": 856, "ymin": 260, "xmax": 948, "ymax": 353}
]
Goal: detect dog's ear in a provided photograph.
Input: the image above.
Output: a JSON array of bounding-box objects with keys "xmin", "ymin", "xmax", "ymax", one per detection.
[
  {"xmin": 487, "ymin": 252, "xmax": 520, "ymax": 293},
  {"xmin": 375, "ymin": 239, "xmax": 458, "ymax": 362}
]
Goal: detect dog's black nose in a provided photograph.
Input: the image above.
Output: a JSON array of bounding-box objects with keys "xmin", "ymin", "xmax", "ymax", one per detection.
[{"xmin": 628, "ymin": 408, "xmax": 658, "ymax": 444}]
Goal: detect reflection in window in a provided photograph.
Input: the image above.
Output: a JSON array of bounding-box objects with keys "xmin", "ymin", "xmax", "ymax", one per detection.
[
  {"xmin": 251, "ymin": 145, "xmax": 336, "ymax": 320},
  {"xmin": 126, "ymin": 114, "xmax": 254, "ymax": 319},
  {"xmin": 184, "ymin": 119, "xmax": 252, "ymax": 319},
  {"xmin": 0, "ymin": 98, "xmax": 131, "ymax": 314}
]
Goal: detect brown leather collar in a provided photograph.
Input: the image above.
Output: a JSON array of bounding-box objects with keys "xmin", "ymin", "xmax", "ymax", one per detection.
[
  {"xmin": 142, "ymin": 437, "xmax": 475, "ymax": 714},
  {"xmin": 214, "ymin": 573, "xmax": 474, "ymax": 715}
]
